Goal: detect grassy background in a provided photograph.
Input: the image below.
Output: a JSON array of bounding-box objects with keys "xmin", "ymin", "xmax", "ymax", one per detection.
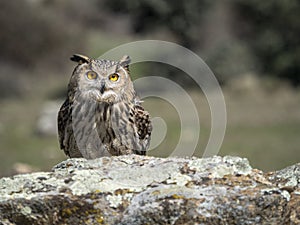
[
  {"xmin": 0, "ymin": 0, "xmax": 299, "ymax": 176},
  {"xmin": 0, "ymin": 51, "xmax": 299, "ymax": 176}
]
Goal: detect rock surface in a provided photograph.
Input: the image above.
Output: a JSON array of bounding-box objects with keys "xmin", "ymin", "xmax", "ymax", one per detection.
[{"xmin": 0, "ymin": 155, "xmax": 299, "ymax": 225}]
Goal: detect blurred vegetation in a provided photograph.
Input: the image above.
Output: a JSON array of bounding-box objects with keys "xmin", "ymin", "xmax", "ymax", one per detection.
[
  {"xmin": 0, "ymin": 0, "xmax": 85, "ymax": 68},
  {"xmin": 0, "ymin": 0, "xmax": 299, "ymax": 176},
  {"xmin": 1, "ymin": 0, "xmax": 299, "ymax": 89},
  {"xmin": 102, "ymin": 0, "xmax": 300, "ymax": 85}
]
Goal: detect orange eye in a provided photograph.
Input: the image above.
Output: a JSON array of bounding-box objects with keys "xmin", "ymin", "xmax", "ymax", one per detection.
[
  {"xmin": 109, "ymin": 73, "xmax": 119, "ymax": 82},
  {"xmin": 86, "ymin": 71, "xmax": 97, "ymax": 80}
]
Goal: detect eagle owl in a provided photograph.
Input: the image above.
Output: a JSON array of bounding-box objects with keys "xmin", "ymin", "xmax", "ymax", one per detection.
[{"xmin": 57, "ymin": 54, "xmax": 152, "ymax": 159}]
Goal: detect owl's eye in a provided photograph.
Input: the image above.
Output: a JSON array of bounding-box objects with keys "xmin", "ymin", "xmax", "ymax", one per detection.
[
  {"xmin": 86, "ymin": 71, "xmax": 97, "ymax": 80},
  {"xmin": 109, "ymin": 73, "xmax": 119, "ymax": 82}
]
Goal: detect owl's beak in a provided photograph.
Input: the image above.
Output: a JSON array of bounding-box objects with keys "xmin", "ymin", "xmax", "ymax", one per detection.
[
  {"xmin": 99, "ymin": 81, "xmax": 106, "ymax": 94},
  {"xmin": 97, "ymin": 80, "xmax": 116, "ymax": 102}
]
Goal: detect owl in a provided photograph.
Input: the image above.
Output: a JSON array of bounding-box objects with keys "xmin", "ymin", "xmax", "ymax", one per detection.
[{"xmin": 57, "ymin": 54, "xmax": 152, "ymax": 159}]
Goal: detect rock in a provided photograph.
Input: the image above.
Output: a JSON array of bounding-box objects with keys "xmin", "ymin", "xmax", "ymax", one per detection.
[
  {"xmin": 12, "ymin": 162, "xmax": 38, "ymax": 175},
  {"xmin": 35, "ymin": 101, "xmax": 61, "ymax": 136},
  {"xmin": 0, "ymin": 155, "xmax": 299, "ymax": 224}
]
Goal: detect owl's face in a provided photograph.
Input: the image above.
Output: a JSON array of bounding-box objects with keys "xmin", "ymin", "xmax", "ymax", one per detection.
[{"xmin": 70, "ymin": 55, "xmax": 135, "ymax": 103}]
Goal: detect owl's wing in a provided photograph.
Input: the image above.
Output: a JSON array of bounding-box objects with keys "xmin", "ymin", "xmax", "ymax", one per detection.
[
  {"xmin": 134, "ymin": 104, "xmax": 152, "ymax": 153},
  {"xmin": 57, "ymin": 99, "xmax": 71, "ymax": 155},
  {"xmin": 111, "ymin": 102, "xmax": 152, "ymax": 155}
]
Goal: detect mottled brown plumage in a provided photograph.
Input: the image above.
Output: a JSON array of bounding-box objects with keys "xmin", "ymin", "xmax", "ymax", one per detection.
[{"xmin": 57, "ymin": 54, "xmax": 152, "ymax": 159}]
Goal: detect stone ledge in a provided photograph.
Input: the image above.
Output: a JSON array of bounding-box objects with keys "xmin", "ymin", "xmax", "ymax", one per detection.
[{"xmin": 0, "ymin": 155, "xmax": 299, "ymax": 224}]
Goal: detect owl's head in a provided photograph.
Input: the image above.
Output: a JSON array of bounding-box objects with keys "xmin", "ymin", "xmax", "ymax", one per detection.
[{"xmin": 69, "ymin": 54, "xmax": 135, "ymax": 103}]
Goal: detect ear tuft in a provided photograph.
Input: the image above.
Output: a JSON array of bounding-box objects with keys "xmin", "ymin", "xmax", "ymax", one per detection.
[
  {"xmin": 70, "ymin": 54, "xmax": 90, "ymax": 64},
  {"xmin": 119, "ymin": 55, "xmax": 131, "ymax": 67}
]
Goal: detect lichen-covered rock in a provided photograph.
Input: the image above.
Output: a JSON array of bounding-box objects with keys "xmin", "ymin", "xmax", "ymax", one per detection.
[{"xmin": 0, "ymin": 155, "xmax": 299, "ymax": 224}]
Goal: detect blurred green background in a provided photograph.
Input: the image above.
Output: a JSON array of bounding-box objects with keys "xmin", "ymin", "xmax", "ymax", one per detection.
[{"xmin": 0, "ymin": 0, "xmax": 299, "ymax": 176}]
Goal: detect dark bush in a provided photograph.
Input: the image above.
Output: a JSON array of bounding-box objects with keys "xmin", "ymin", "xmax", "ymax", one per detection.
[
  {"xmin": 233, "ymin": 0, "xmax": 300, "ymax": 86},
  {"xmin": 102, "ymin": 0, "xmax": 300, "ymax": 86}
]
